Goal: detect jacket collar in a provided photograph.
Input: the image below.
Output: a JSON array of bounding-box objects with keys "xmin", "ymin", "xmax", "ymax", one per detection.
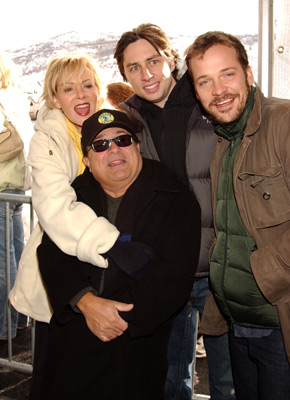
[{"xmin": 243, "ymin": 86, "xmax": 263, "ymax": 138}]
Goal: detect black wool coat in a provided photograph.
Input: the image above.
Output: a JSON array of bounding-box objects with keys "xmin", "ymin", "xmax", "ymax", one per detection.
[{"xmin": 37, "ymin": 158, "xmax": 201, "ymax": 400}]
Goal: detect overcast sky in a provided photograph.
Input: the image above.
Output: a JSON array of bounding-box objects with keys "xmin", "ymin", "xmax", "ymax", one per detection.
[{"xmin": 2, "ymin": 0, "xmax": 259, "ymax": 51}]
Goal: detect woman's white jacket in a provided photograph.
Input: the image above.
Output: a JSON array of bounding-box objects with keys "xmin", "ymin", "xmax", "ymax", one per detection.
[{"xmin": 10, "ymin": 106, "xmax": 119, "ymax": 322}]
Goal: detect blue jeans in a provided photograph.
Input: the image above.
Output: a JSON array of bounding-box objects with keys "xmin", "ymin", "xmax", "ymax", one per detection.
[
  {"xmin": 229, "ymin": 328, "xmax": 290, "ymax": 400},
  {"xmin": 165, "ymin": 277, "xmax": 235, "ymax": 400},
  {"xmin": 204, "ymin": 334, "xmax": 236, "ymax": 399},
  {"xmin": 0, "ymin": 189, "xmax": 27, "ymax": 338}
]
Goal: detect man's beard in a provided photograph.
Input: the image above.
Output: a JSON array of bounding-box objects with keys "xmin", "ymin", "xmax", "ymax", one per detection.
[{"xmin": 206, "ymin": 84, "xmax": 251, "ymax": 125}]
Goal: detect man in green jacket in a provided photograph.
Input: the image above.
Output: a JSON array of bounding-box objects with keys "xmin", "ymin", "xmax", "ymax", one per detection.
[{"xmin": 185, "ymin": 31, "xmax": 290, "ymax": 400}]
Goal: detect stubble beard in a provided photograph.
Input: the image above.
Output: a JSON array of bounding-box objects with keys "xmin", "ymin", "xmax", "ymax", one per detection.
[{"xmin": 207, "ymin": 83, "xmax": 251, "ymax": 125}]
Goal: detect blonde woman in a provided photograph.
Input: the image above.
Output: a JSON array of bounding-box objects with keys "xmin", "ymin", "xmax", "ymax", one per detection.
[
  {"xmin": 8, "ymin": 53, "xmax": 133, "ymax": 397},
  {"xmin": 10, "ymin": 53, "xmax": 123, "ymax": 322}
]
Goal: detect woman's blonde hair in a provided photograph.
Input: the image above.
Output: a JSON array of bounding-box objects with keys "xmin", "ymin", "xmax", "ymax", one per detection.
[{"xmin": 42, "ymin": 52, "xmax": 102, "ymax": 109}]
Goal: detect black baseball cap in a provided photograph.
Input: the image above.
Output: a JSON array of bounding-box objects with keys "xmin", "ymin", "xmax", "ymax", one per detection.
[{"xmin": 81, "ymin": 109, "xmax": 140, "ymax": 154}]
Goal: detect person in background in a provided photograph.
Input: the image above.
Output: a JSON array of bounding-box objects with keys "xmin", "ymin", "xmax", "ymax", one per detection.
[
  {"xmin": 114, "ymin": 23, "xmax": 235, "ymax": 400},
  {"xmin": 185, "ymin": 30, "xmax": 290, "ymax": 400},
  {"xmin": 0, "ymin": 51, "xmax": 32, "ymax": 339},
  {"xmin": 35, "ymin": 109, "xmax": 201, "ymax": 400},
  {"xmin": 106, "ymin": 81, "xmax": 134, "ymax": 111}
]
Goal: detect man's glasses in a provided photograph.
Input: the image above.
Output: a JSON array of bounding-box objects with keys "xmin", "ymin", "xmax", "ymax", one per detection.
[{"xmin": 90, "ymin": 134, "xmax": 134, "ymax": 153}]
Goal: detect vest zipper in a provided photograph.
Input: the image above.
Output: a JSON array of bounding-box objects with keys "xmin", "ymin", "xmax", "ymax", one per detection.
[{"xmin": 221, "ymin": 139, "xmax": 236, "ymax": 324}]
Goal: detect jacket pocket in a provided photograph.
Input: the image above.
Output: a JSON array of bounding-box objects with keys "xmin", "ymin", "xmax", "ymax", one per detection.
[{"xmin": 239, "ymin": 166, "xmax": 290, "ymax": 228}]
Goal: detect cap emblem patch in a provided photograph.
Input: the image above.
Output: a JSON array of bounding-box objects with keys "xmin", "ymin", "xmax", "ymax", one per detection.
[{"xmin": 98, "ymin": 112, "xmax": 114, "ymax": 124}]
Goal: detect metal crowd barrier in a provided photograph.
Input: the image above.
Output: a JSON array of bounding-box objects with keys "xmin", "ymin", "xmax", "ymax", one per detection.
[{"xmin": 0, "ymin": 192, "xmax": 34, "ymax": 373}]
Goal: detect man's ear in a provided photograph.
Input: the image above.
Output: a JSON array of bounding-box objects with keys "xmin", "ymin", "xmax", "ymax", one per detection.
[
  {"xmin": 246, "ymin": 66, "xmax": 254, "ymax": 86},
  {"xmin": 83, "ymin": 156, "xmax": 90, "ymax": 169},
  {"xmin": 169, "ymin": 59, "xmax": 176, "ymax": 73}
]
